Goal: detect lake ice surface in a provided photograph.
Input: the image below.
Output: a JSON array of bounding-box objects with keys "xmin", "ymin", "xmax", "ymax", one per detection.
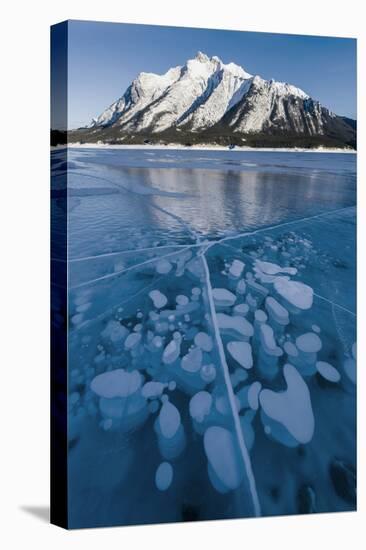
[{"xmin": 51, "ymin": 148, "xmax": 356, "ymax": 528}]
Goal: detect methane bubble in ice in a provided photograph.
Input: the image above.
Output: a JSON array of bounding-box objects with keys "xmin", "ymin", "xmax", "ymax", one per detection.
[
  {"xmin": 156, "ymin": 259, "xmax": 172, "ymax": 274},
  {"xmin": 194, "ymin": 332, "xmax": 213, "ymax": 352},
  {"xmin": 259, "ymin": 364, "xmax": 314, "ymax": 445},
  {"xmin": 149, "ymin": 290, "xmax": 168, "ymax": 309},
  {"xmin": 212, "ymin": 288, "xmax": 237, "ymax": 308},
  {"xmin": 176, "ymin": 295, "xmax": 189, "ymax": 306},
  {"xmin": 91, "ymin": 369, "xmax": 142, "ymax": 398},
  {"xmin": 200, "ymin": 364, "xmax": 217, "ymax": 383},
  {"xmin": 255, "ymin": 260, "xmax": 297, "ymax": 276},
  {"xmin": 181, "ymin": 347, "xmax": 203, "ymax": 373},
  {"xmin": 254, "ymin": 309, "xmax": 267, "ymax": 323},
  {"xmin": 274, "ymin": 279, "xmax": 313, "ymax": 311},
  {"xmin": 101, "ymin": 320, "xmax": 128, "ymax": 343},
  {"xmin": 229, "ymin": 259, "xmax": 245, "ymax": 278},
  {"xmin": 296, "ymin": 333, "xmax": 322, "ymax": 354},
  {"xmin": 316, "ymin": 361, "xmax": 340, "ymax": 383},
  {"xmin": 203, "ymin": 426, "xmax": 244, "ymax": 493},
  {"xmin": 162, "ymin": 338, "xmax": 181, "ymax": 365},
  {"xmin": 71, "ymin": 314, "xmax": 83, "ymax": 325},
  {"xmin": 265, "ymin": 297, "xmax": 289, "ymax": 326},
  {"xmin": 158, "ymin": 401, "xmax": 181, "ymax": 439},
  {"xmin": 189, "ymin": 391, "xmax": 212, "ymax": 423},
  {"xmin": 284, "ymin": 341, "xmax": 298, "ymax": 358},
  {"xmin": 217, "ymin": 313, "xmax": 254, "ymax": 340},
  {"xmin": 155, "ymin": 462, "xmax": 173, "ymax": 491},
  {"xmin": 227, "ymin": 341, "xmax": 253, "ymax": 369},
  {"xmin": 233, "ymin": 303, "xmax": 249, "ymax": 316},
  {"xmin": 142, "ymin": 381, "xmax": 167, "ymax": 399},
  {"xmin": 248, "ymin": 381, "xmax": 262, "ymax": 410},
  {"xmin": 124, "ymin": 332, "xmax": 142, "ymax": 350},
  {"xmin": 236, "ymin": 279, "xmax": 247, "ymax": 295}
]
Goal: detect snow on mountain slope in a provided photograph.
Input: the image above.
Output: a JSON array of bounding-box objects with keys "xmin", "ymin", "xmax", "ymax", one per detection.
[
  {"xmin": 224, "ymin": 75, "xmax": 313, "ymax": 133},
  {"xmin": 177, "ymin": 58, "xmax": 253, "ymax": 131},
  {"xmin": 90, "ymin": 65, "xmax": 181, "ymax": 128},
  {"xmin": 120, "ymin": 52, "xmax": 226, "ymax": 132}
]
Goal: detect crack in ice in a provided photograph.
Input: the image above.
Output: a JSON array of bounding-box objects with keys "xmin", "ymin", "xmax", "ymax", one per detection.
[
  {"xmin": 68, "ymin": 243, "xmax": 201, "ymax": 263},
  {"xmin": 70, "ymin": 246, "xmax": 195, "ymax": 290},
  {"xmin": 201, "ymin": 253, "xmax": 261, "ymax": 517},
  {"xmin": 203, "ymin": 205, "xmax": 356, "ymax": 252}
]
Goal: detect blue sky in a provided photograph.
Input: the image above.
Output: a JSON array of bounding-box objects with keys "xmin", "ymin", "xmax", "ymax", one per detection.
[{"xmin": 65, "ymin": 20, "xmax": 356, "ymax": 129}]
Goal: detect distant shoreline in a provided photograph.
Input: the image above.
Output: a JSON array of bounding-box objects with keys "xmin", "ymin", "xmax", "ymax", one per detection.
[{"xmin": 54, "ymin": 143, "xmax": 356, "ymax": 154}]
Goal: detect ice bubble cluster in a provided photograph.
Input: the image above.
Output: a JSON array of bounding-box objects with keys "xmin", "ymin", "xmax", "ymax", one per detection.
[
  {"xmin": 101, "ymin": 320, "xmax": 128, "ymax": 345},
  {"xmin": 71, "ymin": 223, "xmax": 355, "ymax": 501}
]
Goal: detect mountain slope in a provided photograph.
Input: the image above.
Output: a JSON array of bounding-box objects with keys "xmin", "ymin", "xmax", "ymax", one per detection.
[{"xmin": 69, "ymin": 52, "xmax": 356, "ymax": 149}]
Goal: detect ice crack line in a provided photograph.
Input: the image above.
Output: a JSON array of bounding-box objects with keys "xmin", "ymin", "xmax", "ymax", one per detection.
[
  {"xmin": 202, "ymin": 205, "xmax": 356, "ymax": 253},
  {"xmin": 313, "ymin": 292, "xmax": 356, "ymax": 317},
  {"xmin": 70, "ymin": 245, "xmax": 194, "ymax": 290},
  {"xmin": 68, "ymin": 243, "xmax": 201, "ymax": 263},
  {"xmin": 201, "ymin": 253, "xmax": 261, "ymax": 517}
]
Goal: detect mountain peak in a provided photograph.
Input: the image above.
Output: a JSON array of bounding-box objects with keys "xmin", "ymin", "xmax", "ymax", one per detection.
[
  {"xmin": 83, "ymin": 52, "xmax": 355, "ymax": 150},
  {"xmin": 195, "ymin": 51, "xmax": 211, "ymax": 63}
]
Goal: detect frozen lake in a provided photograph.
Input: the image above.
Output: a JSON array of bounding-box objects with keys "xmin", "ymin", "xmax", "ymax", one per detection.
[{"xmin": 51, "ymin": 148, "xmax": 356, "ymax": 527}]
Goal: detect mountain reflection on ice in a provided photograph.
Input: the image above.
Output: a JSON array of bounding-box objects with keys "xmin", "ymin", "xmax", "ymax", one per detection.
[{"xmin": 52, "ymin": 148, "xmax": 356, "ymax": 528}]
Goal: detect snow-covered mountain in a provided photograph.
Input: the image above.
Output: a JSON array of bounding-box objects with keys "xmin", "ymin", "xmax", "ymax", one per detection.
[{"xmin": 71, "ymin": 52, "xmax": 356, "ymax": 148}]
